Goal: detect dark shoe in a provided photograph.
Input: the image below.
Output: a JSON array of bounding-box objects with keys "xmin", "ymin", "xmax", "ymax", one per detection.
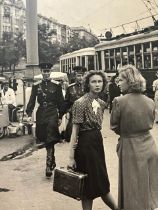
[
  {"xmin": 45, "ymin": 163, "xmax": 56, "ymax": 178},
  {"xmin": 45, "ymin": 166, "xmax": 52, "ymax": 178}
]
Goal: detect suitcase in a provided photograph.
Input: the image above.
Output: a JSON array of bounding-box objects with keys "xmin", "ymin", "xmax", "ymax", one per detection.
[{"xmin": 53, "ymin": 167, "xmax": 87, "ymax": 200}]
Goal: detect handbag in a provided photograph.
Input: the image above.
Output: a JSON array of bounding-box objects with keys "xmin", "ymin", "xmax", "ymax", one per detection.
[{"xmin": 53, "ymin": 167, "xmax": 87, "ymax": 200}]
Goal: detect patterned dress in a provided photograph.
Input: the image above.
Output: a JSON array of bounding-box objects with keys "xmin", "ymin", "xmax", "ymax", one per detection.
[{"xmin": 72, "ymin": 93, "xmax": 110, "ymax": 199}]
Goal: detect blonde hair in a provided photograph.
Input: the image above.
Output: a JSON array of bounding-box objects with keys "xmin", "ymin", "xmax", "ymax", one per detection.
[{"xmin": 119, "ymin": 64, "xmax": 146, "ymax": 93}]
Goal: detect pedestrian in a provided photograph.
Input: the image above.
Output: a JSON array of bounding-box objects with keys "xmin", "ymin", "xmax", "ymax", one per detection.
[
  {"xmin": 68, "ymin": 70, "xmax": 118, "ymax": 210},
  {"xmin": 26, "ymin": 63, "xmax": 64, "ymax": 178},
  {"xmin": 152, "ymin": 71, "xmax": 158, "ymax": 123},
  {"xmin": 110, "ymin": 64, "xmax": 158, "ymax": 210},
  {"xmin": 12, "ymin": 76, "xmax": 18, "ymax": 95},
  {"xmin": 108, "ymin": 75, "xmax": 121, "ymax": 113},
  {"xmin": 64, "ymin": 66, "xmax": 86, "ymax": 142},
  {"xmin": 0, "ymin": 79, "xmax": 16, "ymax": 122}
]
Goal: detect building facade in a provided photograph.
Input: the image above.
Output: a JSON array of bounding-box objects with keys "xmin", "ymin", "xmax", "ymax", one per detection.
[
  {"xmin": 71, "ymin": 26, "xmax": 99, "ymax": 43},
  {"xmin": 0, "ymin": 0, "xmax": 26, "ymax": 39},
  {"xmin": 0, "ymin": 0, "xmax": 98, "ymax": 45}
]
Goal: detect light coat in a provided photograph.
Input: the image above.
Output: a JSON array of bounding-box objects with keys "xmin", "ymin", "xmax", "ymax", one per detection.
[
  {"xmin": 1, "ymin": 88, "xmax": 16, "ymax": 106},
  {"xmin": 110, "ymin": 93, "xmax": 158, "ymax": 210}
]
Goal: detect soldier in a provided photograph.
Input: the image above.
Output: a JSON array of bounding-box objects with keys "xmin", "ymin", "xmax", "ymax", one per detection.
[
  {"xmin": 26, "ymin": 63, "xmax": 64, "ymax": 177},
  {"xmin": 64, "ymin": 66, "xmax": 86, "ymax": 142}
]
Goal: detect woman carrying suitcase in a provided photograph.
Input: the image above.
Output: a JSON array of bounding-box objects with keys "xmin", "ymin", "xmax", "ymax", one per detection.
[{"xmin": 68, "ymin": 70, "xmax": 118, "ymax": 210}]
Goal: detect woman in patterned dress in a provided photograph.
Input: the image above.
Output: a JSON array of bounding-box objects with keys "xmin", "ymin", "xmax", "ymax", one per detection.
[
  {"xmin": 68, "ymin": 70, "xmax": 118, "ymax": 210},
  {"xmin": 110, "ymin": 65, "xmax": 158, "ymax": 210}
]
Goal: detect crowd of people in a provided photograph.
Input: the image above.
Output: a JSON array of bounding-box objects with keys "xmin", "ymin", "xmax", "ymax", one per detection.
[{"xmin": 1, "ymin": 63, "xmax": 158, "ymax": 210}]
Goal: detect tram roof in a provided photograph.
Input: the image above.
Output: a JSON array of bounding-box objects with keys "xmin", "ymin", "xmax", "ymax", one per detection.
[
  {"xmin": 95, "ymin": 29, "xmax": 158, "ymax": 51},
  {"xmin": 60, "ymin": 47, "xmax": 95, "ymax": 60}
]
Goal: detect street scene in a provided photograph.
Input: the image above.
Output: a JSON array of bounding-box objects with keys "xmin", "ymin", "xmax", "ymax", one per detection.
[{"xmin": 0, "ymin": 0, "xmax": 158, "ymax": 210}]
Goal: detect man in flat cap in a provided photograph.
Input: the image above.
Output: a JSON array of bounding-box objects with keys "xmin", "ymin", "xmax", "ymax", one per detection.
[
  {"xmin": 64, "ymin": 66, "xmax": 87, "ymax": 142},
  {"xmin": 26, "ymin": 62, "xmax": 64, "ymax": 177}
]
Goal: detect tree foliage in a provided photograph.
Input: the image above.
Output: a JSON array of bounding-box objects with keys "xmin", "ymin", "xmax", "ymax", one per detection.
[
  {"xmin": 38, "ymin": 23, "xmax": 99, "ymax": 64},
  {"xmin": 0, "ymin": 31, "xmax": 26, "ymax": 73},
  {"xmin": 38, "ymin": 23, "xmax": 61, "ymax": 64}
]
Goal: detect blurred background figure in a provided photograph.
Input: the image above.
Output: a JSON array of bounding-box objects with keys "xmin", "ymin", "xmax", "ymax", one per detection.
[
  {"xmin": 152, "ymin": 71, "xmax": 158, "ymax": 123},
  {"xmin": 108, "ymin": 75, "xmax": 121, "ymax": 113},
  {"xmin": 0, "ymin": 79, "xmax": 16, "ymax": 122},
  {"xmin": 64, "ymin": 66, "xmax": 86, "ymax": 142}
]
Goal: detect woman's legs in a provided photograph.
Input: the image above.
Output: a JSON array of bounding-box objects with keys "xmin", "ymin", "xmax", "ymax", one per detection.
[
  {"xmin": 81, "ymin": 199, "xmax": 93, "ymax": 210},
  {"xmin": 101, "ymin": 192, "xmax": 118, "ymax": 210}
]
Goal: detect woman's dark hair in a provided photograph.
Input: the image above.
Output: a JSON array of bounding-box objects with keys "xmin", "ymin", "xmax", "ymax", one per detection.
[{"xmin": 83, "ymin": 70, "xmax": 107, "ymax": 93}]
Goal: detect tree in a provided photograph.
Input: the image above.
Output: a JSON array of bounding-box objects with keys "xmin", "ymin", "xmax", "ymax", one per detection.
[
  {"xmin": 60, "ymin": 33, "xmax": 99, "ymax": 54},
  {"xmin": 0, "ymin": 31, "xmax": 26, "ymax": 74},
  {"xmin": 38, "ymin": 23, "xmax": 61, "ymax": 64}
]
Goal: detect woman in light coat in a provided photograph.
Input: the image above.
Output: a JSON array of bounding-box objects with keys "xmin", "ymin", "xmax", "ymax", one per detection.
[{"xmin": 110, "ymin": 64, "xmax": 158, "ymax": 210}]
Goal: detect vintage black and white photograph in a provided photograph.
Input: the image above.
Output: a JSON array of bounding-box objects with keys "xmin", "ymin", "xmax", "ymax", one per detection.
[{"xmin": 0, "ymin": 0, "xmax": 158, "ymax": 210}]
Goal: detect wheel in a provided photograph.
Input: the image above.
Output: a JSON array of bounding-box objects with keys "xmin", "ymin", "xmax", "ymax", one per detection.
[{"xmin": 0, "ymin": 127, "xmax": 5, "ymax": 139}]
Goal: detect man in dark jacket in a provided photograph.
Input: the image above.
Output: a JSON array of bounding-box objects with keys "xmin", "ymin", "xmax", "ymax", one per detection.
[{"xmin": 26, "ymin": 63, "xmax": 64, "ymax": 177}]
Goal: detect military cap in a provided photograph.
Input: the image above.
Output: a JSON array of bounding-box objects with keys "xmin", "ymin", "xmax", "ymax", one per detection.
[
  {"xmin": 39, "ymin": 62, "xmax": 53, "ymax": 70},
  {"xmin": 73, "ymin": 66, "xmax": 87, "ymax": 74}
]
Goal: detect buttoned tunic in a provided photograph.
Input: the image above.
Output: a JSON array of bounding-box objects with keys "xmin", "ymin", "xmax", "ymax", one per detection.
[
  {"xmin": 26, "ymin": 79, "xmax": 64, "ymax": 145},
  {"xmin": 110, "ymin": 93, "xmax": 158, "ymax": 210}
]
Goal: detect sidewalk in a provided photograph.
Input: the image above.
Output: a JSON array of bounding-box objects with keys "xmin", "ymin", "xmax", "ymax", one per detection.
[{"xmin": 0, "ymin": 134, "xmax": 34, "ymax": 160}]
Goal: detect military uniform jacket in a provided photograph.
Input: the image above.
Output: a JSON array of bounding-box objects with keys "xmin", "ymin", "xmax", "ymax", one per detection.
[
  {"xmin": 64, "ymin": 82, "xmax": 85, "ymax": 112},
  {"xmin": 26, "ymin": 80, "xmax": 64, "ymax": 124}
]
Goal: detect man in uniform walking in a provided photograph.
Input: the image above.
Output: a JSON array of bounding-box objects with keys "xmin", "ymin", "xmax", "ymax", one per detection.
[
  {"xmin": 64, "ymin": 66, "xmax": 86, "ymax": 142},
  {"xmin": 26, "ymin": 63, "xmax": 64, "ymax": 177}
]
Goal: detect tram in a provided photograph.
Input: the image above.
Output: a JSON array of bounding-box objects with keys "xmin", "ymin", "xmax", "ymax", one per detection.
[
  {"xmin": 60, "ymin": 47, "xmax": 97, "ymax": 73},
  {"xmin": 95, "ymin": 28, "xmax": 158, "ymax": 98}
]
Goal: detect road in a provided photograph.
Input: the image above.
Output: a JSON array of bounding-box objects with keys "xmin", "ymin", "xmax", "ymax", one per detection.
[{"xmin": 0, "ymin": 110, "xmax": 158, "ymax": 210}]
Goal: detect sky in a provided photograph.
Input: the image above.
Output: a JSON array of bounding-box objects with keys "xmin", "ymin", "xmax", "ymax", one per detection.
[{"xmin": 25, "ymin": 0, "xmax": 158, "ymax": 36}]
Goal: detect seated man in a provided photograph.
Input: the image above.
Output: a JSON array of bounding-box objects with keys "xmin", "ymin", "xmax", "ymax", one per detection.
[{"xmin": 0, "ymin": 80, "xmax": 16, "ymax": 122}]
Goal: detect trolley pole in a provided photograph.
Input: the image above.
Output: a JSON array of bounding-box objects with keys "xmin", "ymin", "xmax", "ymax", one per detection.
[{"xmin": 24, "ymin": 0, "xmax": 40, "ymax": 109}]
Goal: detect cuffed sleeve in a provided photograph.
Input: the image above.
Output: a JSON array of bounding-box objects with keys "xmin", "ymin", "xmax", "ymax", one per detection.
[
  {"xmin": 110, "ymin": 98, "xmax": 121, "ymax": 135},
  {"xmin": 56, "ymin": 84, "xmax": 65, "ymax": 119},
  {"xmin": 26, "ymin": 85, "xmax": 37, "ymax": 117}
]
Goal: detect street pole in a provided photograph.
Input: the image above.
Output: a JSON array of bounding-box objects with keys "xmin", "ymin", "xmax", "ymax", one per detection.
[{"xmin": 24, "ymin": 0, "xmax": 40, "ymax": 109}]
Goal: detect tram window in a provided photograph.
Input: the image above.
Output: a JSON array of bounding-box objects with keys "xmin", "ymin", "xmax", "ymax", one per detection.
[
  {"xmin": 105, "ymin": 58, "xmax": 110, "ymax": 70},
  {"xmin": 129, "ymin": 56, "xmax": 134, "ymax": 65},
  {"xmin": 153, "ymin": 52, "xmax": 158, "ymax": 68},
  {"xmin": 116, "ymin": 48, "xmax": 121, "ymax": 57},
  {"xmin": 136, "ymin": 55, "xmax": 142, "ymax": 69},
  {"xmin": 97, "ymin": 51, "xmax": 102, "ymax": 70},
  {"xmin": 110, "ymin": 50, "xmax": 114, "ymax": 57},
  {"xmin": 144, "ymin": 54, "xmax": 151, "ymax": 68},
  {"xmin": 110, "ymin": 58, "xmax": 115, "ymax": 70},
  {"xmin": 116, "ymin": 57, "xmax": 121, "ymax": 68},
  {"xmin": 88, "ymin": 55, "xmax": 94, "ymax": 70},
  {"xmin": 128, "ymin": 46, "xmax": 134, "ymax": 55},
  {"xmin": 105, "ymin": 50, "xmax": 110, "ymax": 57},
  {"xmin": 135, "ymin": 44, "xmax": 142, "ymax": 54},
  {"xmin": 144, "ymin": 42, "xmax": 150, "ymax": 53},
  {"xmin": 82, "ymin": 56, "xmax": 85, "ymax": 67},
  {"xmin": 152, "ymin": 41, "xmax": 158, "ymax": 51}
]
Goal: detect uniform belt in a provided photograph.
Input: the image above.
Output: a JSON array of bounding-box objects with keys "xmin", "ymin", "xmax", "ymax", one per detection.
[{"xmin": 39, "ymin": 102, "xmax": 54, "ymax": 107}]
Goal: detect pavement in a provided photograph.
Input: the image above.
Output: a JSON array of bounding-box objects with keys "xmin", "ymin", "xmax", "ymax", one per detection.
[{"xmin": 0, "ymin": 110, "xmax": 158, "ymax": 210}]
